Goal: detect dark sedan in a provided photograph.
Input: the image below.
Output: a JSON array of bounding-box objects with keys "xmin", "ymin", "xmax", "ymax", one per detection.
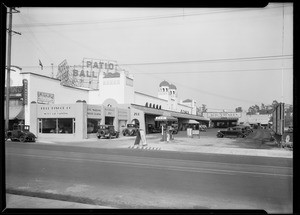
[{"xmin": 217, "ymin": 126, "xmax": 247, "ymax": 138}]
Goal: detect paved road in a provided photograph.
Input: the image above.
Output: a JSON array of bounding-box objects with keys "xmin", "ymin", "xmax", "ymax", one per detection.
[{"xmin": 5, "ymin": 142, "xmax": 293, "ymax": 212}]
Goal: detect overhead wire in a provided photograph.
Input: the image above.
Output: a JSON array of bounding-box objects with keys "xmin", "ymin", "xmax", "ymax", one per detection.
[
  {"xmin": 16, "ymin": 14, "xmax": 54, "ymax": 64},
  {"xmin": 118, "ymin": 55, "xmax": 293, "ymax": 67},
  {"xmin": 12, "ymin": 5, "xmax": 288, "ymax": 28}
]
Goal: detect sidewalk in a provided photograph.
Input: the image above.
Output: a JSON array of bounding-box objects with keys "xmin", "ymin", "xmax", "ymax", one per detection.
[
  {"xmin": 5, "ymin": 194, "xmax": 113, "ymax": 209},
  {"xmin": 35, "ymin": 133, "xmax": 293, "ymax": 158}
]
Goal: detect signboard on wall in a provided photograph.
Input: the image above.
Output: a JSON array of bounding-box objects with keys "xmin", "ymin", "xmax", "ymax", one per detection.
[
  {"xmin": 37, "ymin": 104, "xmax": 75, "ymax": 118},
  {"xmin": 37, "ymin": 91, "xmax": 55, "ymax": 104},
  {"xmin": 104, "ymin": 107, "xmax": 115, "ymax": 117},
  {"xmin": 87, "ymin": 105, "xmax": 102, "ymax": 119},
  {"xmin": 9, "ymin": 86, "xmax": 23, "ymax": 98},
  {"xmin": 23, "ymin": 79, "xmax": 28, "ymax": 105},
  {"xmin": 207, "ymin": 112, "xmax": 242, "ymax": 118}
]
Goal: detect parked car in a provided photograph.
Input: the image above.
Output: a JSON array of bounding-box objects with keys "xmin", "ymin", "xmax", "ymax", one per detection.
[
  {"xmin": 97, "ymin": 125, "xmax": 119, "ymax": 139},
  {"xmin": 217, "ymin": 126, "xmax": 247, "ymax": 138},
  {"xmin": 5, "ymin": 124, "xmax": 36, "ymax": 142},
  {"xmin": 122, "ymin": 124, "xmax": 138, "ymax": 136},
  {"xmin": 236, "ymin": 125, "xmax": 253, "ymax": 134}
]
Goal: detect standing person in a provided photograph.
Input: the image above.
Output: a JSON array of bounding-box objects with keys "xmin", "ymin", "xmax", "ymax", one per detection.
[{"xmin": 134, "ymin": 128, "xmax": 141, "ymax": 146}]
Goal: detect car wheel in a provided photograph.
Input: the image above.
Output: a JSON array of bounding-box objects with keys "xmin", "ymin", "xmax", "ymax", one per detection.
[{"xmin": 19, "ymin": 135, "xmax": 26, "ymax": 142}]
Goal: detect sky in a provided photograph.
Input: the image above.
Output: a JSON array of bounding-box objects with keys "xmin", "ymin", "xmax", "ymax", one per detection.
[{"xmin": 8, "ymin": 4, "xmax": 293, "ymax": 112}]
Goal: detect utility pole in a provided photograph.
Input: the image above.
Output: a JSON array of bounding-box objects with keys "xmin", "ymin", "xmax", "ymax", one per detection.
[{"xmin": 5, "ymin": 6, "xmax": 21, "ymax": 131}]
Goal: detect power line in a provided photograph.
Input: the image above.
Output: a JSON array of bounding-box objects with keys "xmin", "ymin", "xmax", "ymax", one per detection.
[
  {"xmin": 12, "ymin": 5, "xmax": 286, "ymax": 28},
  {"xmin": 131, "ymin": 68, "xmax": 293, "ymax": 75},
  {"xmin": 118, "ymin": 55, "xmax": 292, "ymax": 66}
]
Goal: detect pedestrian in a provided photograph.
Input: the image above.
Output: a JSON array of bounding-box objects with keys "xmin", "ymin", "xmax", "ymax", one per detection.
[{"xmin": 134, "ymin": 128, "xmax": 141, "ymax": 146}]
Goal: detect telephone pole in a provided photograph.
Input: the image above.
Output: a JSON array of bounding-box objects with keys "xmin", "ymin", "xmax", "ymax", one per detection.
[{"xmin": 5, "ymin": 6, "xmax": 21, "ymax": 131}]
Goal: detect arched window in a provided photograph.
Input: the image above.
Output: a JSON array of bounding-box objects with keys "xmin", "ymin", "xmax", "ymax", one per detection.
[
  {"xmin": 152, "ymin": 104, "xmax": 155, "ymax": 108},
  {"xmin": 156, "ymin": 104, "xmax": 159, "ymax": 109},
  {"xmin": 145, "ymin": 102, "xmax": 148, "ymax": 107},
  {"xmin": 159, "ymin": 105, "xmax": 161, "ymax": 109},
  {"xmin": 149, "ymin": 103, "xmax": 152, "ymax": 108}
]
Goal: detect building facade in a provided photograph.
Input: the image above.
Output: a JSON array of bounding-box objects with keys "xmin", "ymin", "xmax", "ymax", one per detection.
[{"xmin": 6, "ymin": 62, "xmax": 209, "ymax": 140}]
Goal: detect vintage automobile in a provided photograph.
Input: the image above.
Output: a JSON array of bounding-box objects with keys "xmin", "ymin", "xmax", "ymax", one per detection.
[
  {"xmin": 97, "ymin": 125, "xmax": 119, "ymax": 139},
  {"xmin": 217, "ymin": 126, "xmax": 247, "ymax": 138},
  {"xmin": 236, "ymin": 125, "xmax": 253, "ymax": 134},
  {"xmin": 5, "ymin": 124, "xmax": 36, "ymax": 142},
  {"xmin": 122, "ymin": 124, "xmax": 138, "ymax": 136}
]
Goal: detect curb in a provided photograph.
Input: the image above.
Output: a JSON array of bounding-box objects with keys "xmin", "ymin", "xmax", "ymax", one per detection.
[{"xmin": 6, "ymin": 188, "xmax": 114, "ymax": 209}]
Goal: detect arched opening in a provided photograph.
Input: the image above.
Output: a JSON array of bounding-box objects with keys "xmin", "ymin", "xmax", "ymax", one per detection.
[
  {"xmin": 145, "ymin": 102, "xmax": 148, "ymax": 107},
  {"xmin": 131, "ymin": 119, "xmax": 140, "ymax": 128}
]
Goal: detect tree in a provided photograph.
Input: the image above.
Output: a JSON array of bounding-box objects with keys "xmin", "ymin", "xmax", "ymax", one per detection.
[
  {"xmin": 235, "ymin": 107, "xmax": 243, "ymax": 112},
  {"xmin": 272, "ymin": 100, "xmax": 279, "ymax": 109},
  {"xmin": 202, "ymin": 104, "xmax": 207, "ymax": 113},
  {"xmin": 247, "ymin": 105, "xmax": 260, "ymax": 115}
]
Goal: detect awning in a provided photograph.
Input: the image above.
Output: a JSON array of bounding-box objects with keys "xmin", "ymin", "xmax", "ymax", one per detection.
[
  {"xmin": 187, "ymin": 119, "xmax": 199, "ymax": 124},
  {"xmin": 4, "ymin": 106, "xmax": 24, "ymax": 120},
  {"xmin": 155, "ymin": 115, "xmax": 178, "ymax": 122},
  {"xmin": 210, "ymin": 118, "xmax": 238, "ymax": 121}
]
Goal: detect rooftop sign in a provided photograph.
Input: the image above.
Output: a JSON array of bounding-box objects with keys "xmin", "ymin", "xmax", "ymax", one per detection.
[{"xmin": 56, "ymin": 58, "xmax": 119, "ymax": 89}]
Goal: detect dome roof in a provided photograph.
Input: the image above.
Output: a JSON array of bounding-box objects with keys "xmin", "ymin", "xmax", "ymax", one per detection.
[
  {"xmin": 159, "ymin": 80, "xmax": 169, "ymax": 87},
  {"xmin": 169, "ymin": 83, "xmax": 177, "ymax": 90}
]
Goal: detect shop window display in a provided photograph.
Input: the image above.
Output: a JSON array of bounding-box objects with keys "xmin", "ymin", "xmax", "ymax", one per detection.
[
  {"xmin": 39, "ymin": 118, "xmax": 74, "ymax": 133},
  {"xmin": 87, "ymin": 118, "xmax": 100, "ymax": 133}
]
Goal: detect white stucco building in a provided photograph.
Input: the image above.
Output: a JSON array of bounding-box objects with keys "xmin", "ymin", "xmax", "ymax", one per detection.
[{"xmin": 6, "ymin": 61, "xmax": 209, "ymax": 140}]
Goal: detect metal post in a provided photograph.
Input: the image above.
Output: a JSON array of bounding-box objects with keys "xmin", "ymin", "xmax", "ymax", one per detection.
[{"xmin": 5, "ymin": 7, "xmax": 13, "ymax": 131}]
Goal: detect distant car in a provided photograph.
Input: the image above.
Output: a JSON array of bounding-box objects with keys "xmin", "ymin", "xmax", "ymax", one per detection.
[
  {"xmin": 5, "ymin": 124, "xmax": 36, "ymax": 142},
  {"xmin": 236, "ymin": 125, "xmax": 253, "ymax": 134},
  {"xmin": 97, "ymin": 125, "xmax": 119, "ymax": 139},
  {"xmin": 122, "ymin": 124, "xmax": 138, "ymax": 136},
  {"xmin": 217, "ymin": 126, "xmax": 247, "ymax": 138}
]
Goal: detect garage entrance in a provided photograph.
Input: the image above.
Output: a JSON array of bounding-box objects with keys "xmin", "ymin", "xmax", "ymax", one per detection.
[{"xmin": 105, "ymin": 116, "xmax": 114, "ymax": 125}]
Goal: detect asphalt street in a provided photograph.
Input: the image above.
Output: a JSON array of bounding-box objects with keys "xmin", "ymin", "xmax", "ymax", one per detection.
[{"xmin": 5, "ymin": 142, "xmax": 293, "ymax": 213}]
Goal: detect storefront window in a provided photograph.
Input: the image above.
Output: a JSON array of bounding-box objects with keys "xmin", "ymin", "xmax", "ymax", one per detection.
[
  {"xmin": 58, "ymin": 118, "xmax": 73, "ymax": 133},
  {"xmin": 41, "ymin": 118, "xmax": 56, "ymax": 133},
  {"xmin": 87, "ymin": 118, "xmax": 100, "ymax": 133},
  {"xmin": 39, "ymin": 118, "xmax": 74, "ymax": 134}
]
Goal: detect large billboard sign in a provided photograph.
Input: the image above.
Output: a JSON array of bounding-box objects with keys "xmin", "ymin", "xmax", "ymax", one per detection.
[
  {"xmin": 272, "ymin": 103, "xmax": 285, "ymax": 135},
  {"xmin": 56, "ymin": 58, "xmax": 119, "ymax": 89}
]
